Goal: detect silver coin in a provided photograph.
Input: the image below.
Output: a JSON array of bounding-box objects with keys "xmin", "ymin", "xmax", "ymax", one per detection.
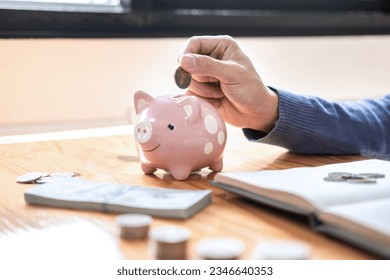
[
  {"xmin": 348, "ymin": 174, "xmax": 368, "ymax": 179},
  {"xmin": 149, "ymin": 226, "xmax": 191, "ymax": 243},
  {"xmin": 356, "ymin": 173, "xmax": 385, "ymax": 179},
  {"xmin": 323, "ymin": 176, "xmax": 346, "ymax": 182},
  {"xmin": 116, "ymin": 214, "xmax": 152, "ymax": 240},
  {"xmin": 174, "ymin": 67, "xmax": 191, "ymax": 89},
  {"xmin": 328, "ymin": 172, "xmax": 354, "ymax": 179},
  {"xmin": 116, "ymin": 214, "xmax": 152, "ymax": 228},
  {"xmin": 347, "ymin": 178, "xmax": 377, "ymax": 184},
  {"xmin": 35, "ymin": 176, "xmax": 57, "ymax": 184},
  {"xmin": 252, "ymin": 240, "xmax": 311, "ymax": 260},
  {"xmin": 196, "ymin": 237, "xmax": 245, "ymax": 260},
  {"xmin": 16, "ymin": 172, "xmax": 49, "ymax": 183},
  {"xmin": 149, "ymin": 226, "xmax": 191, "ymax": 260},
  {"xmin": 50, "ymin": 171, "xmax": 76, "ymax": 178}
]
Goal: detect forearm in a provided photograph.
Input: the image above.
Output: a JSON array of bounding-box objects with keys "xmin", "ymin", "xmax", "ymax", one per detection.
[{"xmin": 243, "ymin": 89, "xmax": 390, "ymax": 159}]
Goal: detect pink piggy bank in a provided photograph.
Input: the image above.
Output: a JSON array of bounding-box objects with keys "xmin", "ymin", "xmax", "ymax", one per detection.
[{"xmin": 134, "ymin": 91, "xmax": 227, "ymax": 180}]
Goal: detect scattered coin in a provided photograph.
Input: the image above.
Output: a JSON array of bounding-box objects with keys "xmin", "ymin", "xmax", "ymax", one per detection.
[
  {"xmin": 116, "ymin": 213, "xmax": 152, "ymax": 240},
  {"xmin": 174, "ymin": 67, "xmax": 192, "ymax": 89},
  {"xmin": 347, "ymin": 178, "xmax": 377, "ymax": 184},
  {"xmin": 196, "ymin": 237, "xmax": 245, "ymax": 260},
  {"xmin": 252, "ymin": 240, "xmax": 311, "ymax": 260},
  {"xmin": 348, "ymin": 174, "xmax": 368, "ymax": 179},
  {"xmin": 324, "ymin": 171, "xmax": 385, "ymax": 184},
  {"xmin": 35, "ymin": 176, "xmax": 57, "ymax": 184},
  {"xmin": 357, "ymin": 173, "xmax": 385, "ymax": 179},
  {"xmin": 50, "ymin": 171, "xmax": 76, "ymax": 178},
  {"xmin": 149, "ymin": 226, "xmax": 191, "ymax": 260},
  {"xmin": 323, "ymin": 176, "xmax": 346, "ymax": 182},
  {"xmin": 328, "ymin": 172, "xmax": 354, "ymax": 179},
  {"xmin": 16, "ymin": 171, "xmax": 79, "ymax": 184},
  {"xmin": 16, "ymin": 172, "xmax": 49, "ymax": 183}
]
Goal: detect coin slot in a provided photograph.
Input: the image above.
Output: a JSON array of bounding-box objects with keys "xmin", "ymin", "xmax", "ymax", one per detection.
[{"xmin": 171, "ymin": 95, "xmax": 184, "ymax": 99}]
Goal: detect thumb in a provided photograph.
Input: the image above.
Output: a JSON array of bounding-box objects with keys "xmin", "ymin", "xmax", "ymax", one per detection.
[{"xmin": 179, "ymin": 53, "xmax": 237, "ymax": 83}]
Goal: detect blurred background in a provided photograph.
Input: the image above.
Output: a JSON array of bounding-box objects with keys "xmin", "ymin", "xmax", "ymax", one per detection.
[{"xmin": 1, "ymin": 0, "xmax": 390, "ymax": 136}]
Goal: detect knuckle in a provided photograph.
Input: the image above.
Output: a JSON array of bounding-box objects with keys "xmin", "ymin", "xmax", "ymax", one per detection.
[
  {"xmin": 202, "ymin": 56, "xmax": 216, "ymax": 72},
  {"xmin": 221, "ymin": 35, "xmax": 235, "ymax": 45},
  {"xmin": 221, "ymin": 35, "xmax": 233, "ymax": 41},
  {"xmin": 188, "ymin": 36, "xmax": 204, "ymax": 47},
  {"xmin": 188, "ymin": 36, "xmax": 200, "ymax": 44}
]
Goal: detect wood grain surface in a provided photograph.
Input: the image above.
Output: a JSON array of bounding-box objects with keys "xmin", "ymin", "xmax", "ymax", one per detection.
[{"xmin": 0, "ymin": 126, "xmax": 373, "ymax": 260}]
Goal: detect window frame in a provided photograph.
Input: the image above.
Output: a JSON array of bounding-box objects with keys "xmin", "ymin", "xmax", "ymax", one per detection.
[{"xmin": 0, "ymin": 0, "xmax": 390, "ymax": 37}]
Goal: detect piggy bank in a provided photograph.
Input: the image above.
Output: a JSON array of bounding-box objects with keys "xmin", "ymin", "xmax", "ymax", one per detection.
[{"xmin": 133, "ymin": 91, "xmax": 227, "ymax": 180}]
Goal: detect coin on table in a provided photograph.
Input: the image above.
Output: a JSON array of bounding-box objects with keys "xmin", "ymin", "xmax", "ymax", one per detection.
[
  {"xmin": 252, "ymin": 240, "xmax": 311, "ymax": 260},
  {"xmin": 328, "ymin": 172, "xmax": 354, "ymax": 179},
  {"xmin": 16, "ymin": 172, "xmax": 49, "ymax": 183},
  {"xmin": 116, "ymin": 213, "xmax": 153, "ymax": 240},
  {"xmin": 50, "ymin": 171, "xmax": 76, "ymax": 178},
  {"xmin": 35, "ymin": 176, "xmax": 57, "ymax": 184},
  {"xmin": 347, "ymin": 177, "xmax": 377, "ymax": 184},
  {"xmin": 357, "ymin": 173, "xmax": 385, "ymax": 179},
  {"xmin": 324, "ymin": 172, "xmax": 356, "ymax": 182},
  {"xmin": 149, "ymin": 225, "xmax": 191, "ymax": 243},
  {"xmin": 174, "ymin": 67, "xmax": 192, "ymax": 89},
  {"xmin": 323, "ymin": 176, "xmax": 346, "ymax": 182},
  {"xmin": 196, "ymin": 237, "xmax": 245, "ymax": 260},
  {"xmin": 149, "ymin": 226, "xmax": 191, "ymax": 260}
]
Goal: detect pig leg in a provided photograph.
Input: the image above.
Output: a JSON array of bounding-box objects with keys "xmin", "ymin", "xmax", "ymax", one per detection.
[
  {"xmin": 170, "ymin": 166, "xmax": 192, "ymax": 181},
  {"xmin": 209, "ymin": 158, "xmax": 223, "ymax": 171},
  {"xmin": 141, "ymin": 162, "xmax": 157, "ymax": 174}
]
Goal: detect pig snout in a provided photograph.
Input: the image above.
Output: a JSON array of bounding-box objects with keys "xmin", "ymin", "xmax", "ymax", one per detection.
[{"xmin": 134, "ymin": 120, "xmax": 153, "ymax": 143}]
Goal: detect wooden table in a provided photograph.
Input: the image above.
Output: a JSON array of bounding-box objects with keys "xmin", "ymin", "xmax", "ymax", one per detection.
[{"xmin": 0, "ymin": 126, "xmax": 373, "ymax": 260}]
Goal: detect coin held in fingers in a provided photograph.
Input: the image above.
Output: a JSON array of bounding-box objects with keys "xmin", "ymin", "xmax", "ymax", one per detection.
[{"xmin": 174, "ymin": 67, "xmax": 192, "ymax": 89}]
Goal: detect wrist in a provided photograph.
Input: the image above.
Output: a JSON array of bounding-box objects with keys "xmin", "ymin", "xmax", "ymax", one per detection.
[{"xmin": 250, "ymin": 87, "xmax": 280, "ymax": 133}]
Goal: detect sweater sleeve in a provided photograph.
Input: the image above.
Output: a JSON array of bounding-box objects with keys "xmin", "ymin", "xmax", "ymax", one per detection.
[{"xmin": 243, "ymin": 89, "xmax": 390, "ymax": 160}]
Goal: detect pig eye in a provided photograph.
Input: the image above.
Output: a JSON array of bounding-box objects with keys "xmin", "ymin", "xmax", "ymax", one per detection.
[{"xmin": 167, "ymin": 124, "xmax": 175, "ymax": 131}]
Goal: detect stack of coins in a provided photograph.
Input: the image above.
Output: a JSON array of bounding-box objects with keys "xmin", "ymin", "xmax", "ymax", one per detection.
[
  {"xmin": 16, "ymin": 171, "xmax": 77, "ymax": 184},
  {"xmin": 116, "ymin": 214, "xmax": 152, "ymax": 240},
  {"xmin": 252, "ymin": 240, "xmax": 311, "ymax": 260},
  {"xmin": 323, "ymin": 172, "xmax": 385, "ymax": 184},
  {"xmin": 149, "ymin": 226, "xmax": 191, "ymax": 260},
  {"xmin": 196, "ymin": 237, "xmax": 245, "ymax": 260}
]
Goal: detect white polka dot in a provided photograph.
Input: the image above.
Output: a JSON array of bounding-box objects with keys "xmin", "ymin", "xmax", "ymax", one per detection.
[
  {"xmin": 204, "ymin": 114, "xmax": 218, "ymax": 134},
  {"xmin": 204, "ymin": 142, "xmax": 213, "ymax": 154},
  {"xmin": 183, "ymin": 105, "xmax": 193, "ymax": 118},
  {"xmin": 218, "ymin": 131, "xmax": 225, "ymax": 145}
]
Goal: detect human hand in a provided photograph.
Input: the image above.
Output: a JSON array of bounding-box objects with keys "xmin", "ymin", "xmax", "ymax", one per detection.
[{"xmin": 179, "ymin": 35, "xmax": 279, "ymax": 132}]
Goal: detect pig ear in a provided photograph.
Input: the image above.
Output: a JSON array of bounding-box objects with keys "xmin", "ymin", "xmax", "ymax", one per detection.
[
  {"xmin": 178, "ymin": 96, "xmax": 201, "ymax": 123},
  {"xmin": 134, "ymin": 90, "xmax": 154, "ymax": 114}
]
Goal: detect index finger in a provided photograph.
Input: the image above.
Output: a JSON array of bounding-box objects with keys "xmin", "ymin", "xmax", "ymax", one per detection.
[{"xmin": 183, "ymin": 35, "xmax": 235, "ymax": 58}]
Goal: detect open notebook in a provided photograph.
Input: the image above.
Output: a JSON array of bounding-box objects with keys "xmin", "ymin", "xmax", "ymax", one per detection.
[{"xmin": 212, "ymin": 159, "xmax": 390, "ymax": 259}]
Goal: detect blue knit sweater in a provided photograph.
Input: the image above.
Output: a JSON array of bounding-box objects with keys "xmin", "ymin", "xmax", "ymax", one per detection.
[{"xmin": 243, "ymin": 89, "xmax": 390, "ymax": 160}]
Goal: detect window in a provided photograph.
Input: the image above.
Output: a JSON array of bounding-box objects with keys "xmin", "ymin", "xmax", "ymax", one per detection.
[
  {"xmin": 0, "ymin": 0, "xmax": 389, "ymax": 37},
  {"xmin": 0, "ymin": 0, "xmax": 125, "ymax": 12}
]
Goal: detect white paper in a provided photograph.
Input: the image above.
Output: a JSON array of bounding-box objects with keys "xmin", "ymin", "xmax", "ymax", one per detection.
[{"xmin": 216, "ymin": 159, "xmax": 390, "ymax": 210}]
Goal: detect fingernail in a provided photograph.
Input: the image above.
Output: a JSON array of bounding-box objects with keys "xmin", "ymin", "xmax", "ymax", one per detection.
[{"xmin": 179, "ymin": 54, "xmax": 196, "ymax": 71}]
